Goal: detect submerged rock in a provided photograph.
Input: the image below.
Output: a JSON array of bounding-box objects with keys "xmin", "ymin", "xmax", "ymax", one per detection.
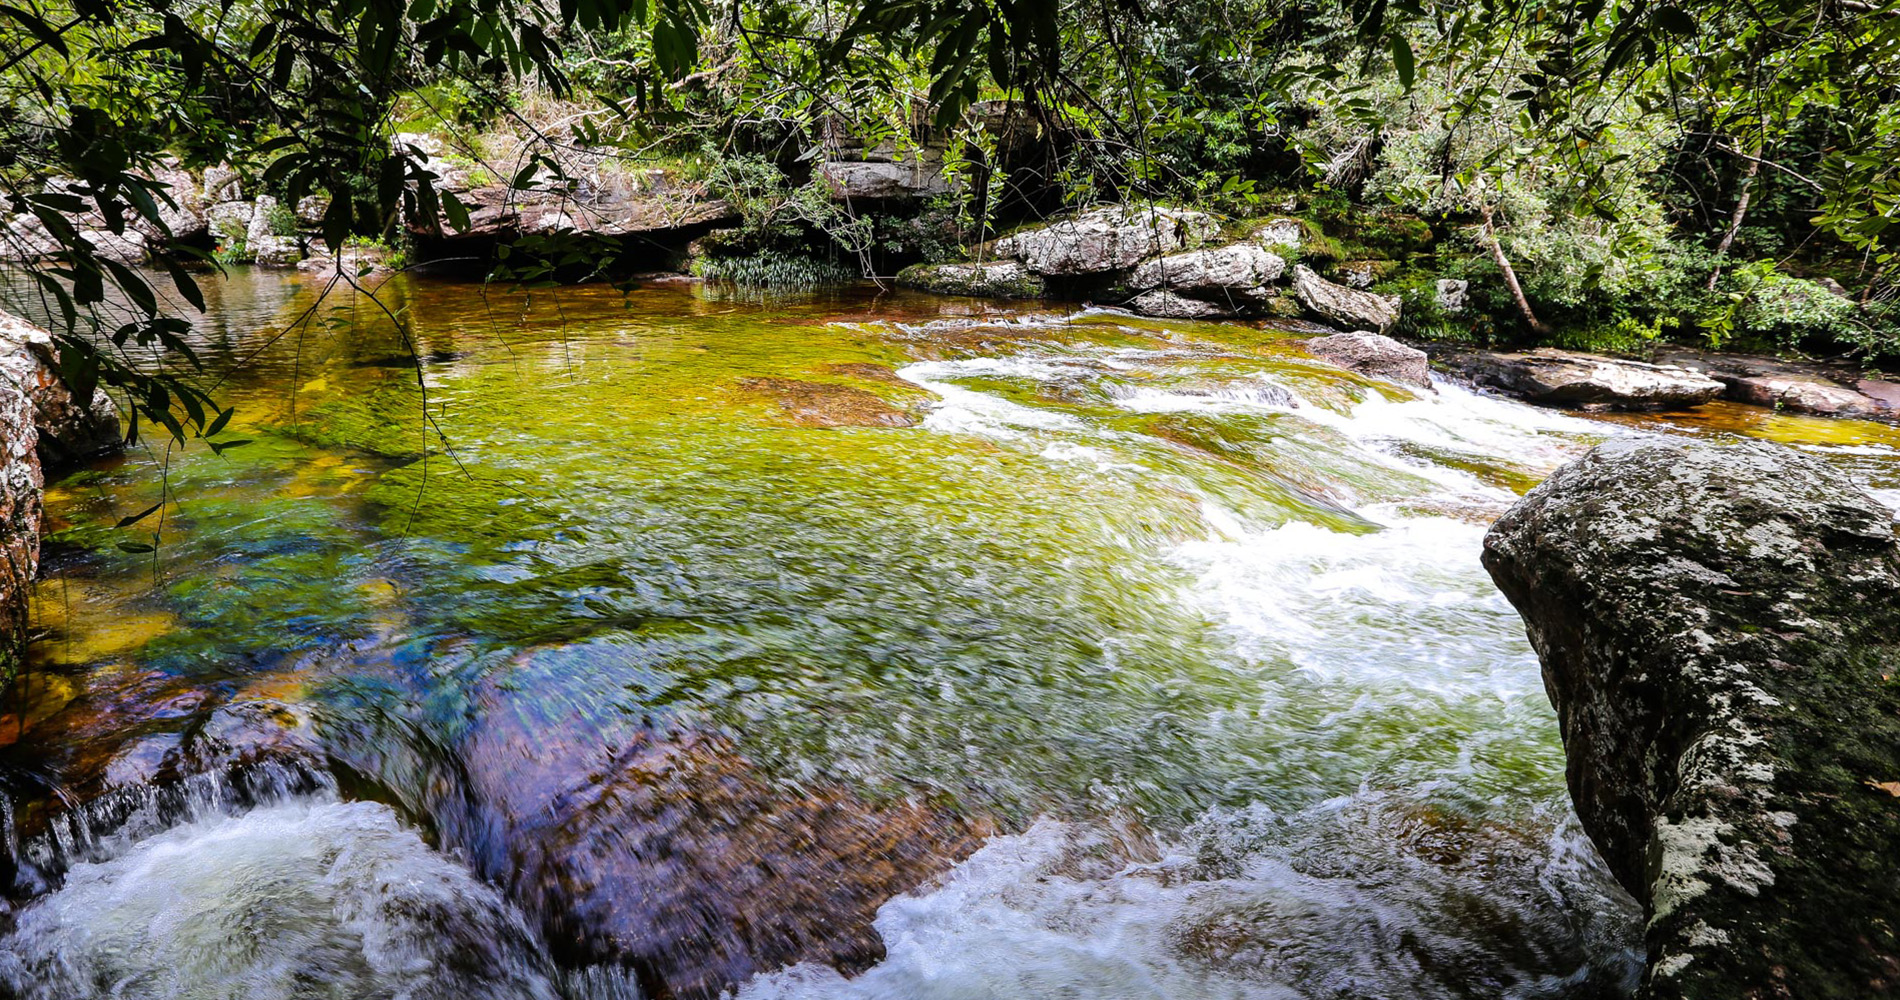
[
  {"xmin": 1290, "ymin": 264, "xmax": 1400, "ymax": 334},
  {"xmin": 1441, "ymin": 347, "xmax": 1722, "ymax": 411},
  {"xmin": 452, "ymin": 701, "xmax": 991, "ymax": 998},
  {"xmin": 738, "ymin": 377, "xmax": 918, "ymax": 427},
  {"xmin": 1482, "ymin": 437, "xmax": 1900, "ymax": 998},
  {"xmin": 896, "ymin": 260, "xmax": 1045, "ymax": 299},
  {"xmin": 1302, "ymin": 331, "xmax": 1431, "ymax": 389},
  {"xmin": 995, "ymin": 205, "xmax": 1218, "ymax": 276}
]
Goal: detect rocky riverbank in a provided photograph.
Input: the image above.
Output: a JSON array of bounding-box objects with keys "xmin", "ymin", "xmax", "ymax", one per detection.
[
  {"xmin": 0, "ymin": 311, "xmax": 121, "ymax": 692},
  {"xmin": 1483, "ymin": 437, "xmax": 1900, "ymax": 998}
]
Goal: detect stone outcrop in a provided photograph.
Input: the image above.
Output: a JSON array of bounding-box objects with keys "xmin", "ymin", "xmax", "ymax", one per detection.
[
  {"xmin": 0, "ymin": 334, "xmax": 41, "ymax": 691},
  {"xmin": 1, "ymin": 312, "xmax": 121, "ymax": 468},
  {"xmin": 895, "ymin": 260, "xmax": 1045, "ymax": 299},
  {"xmin": 993, "ymin": 205, "xmax": 1219, "ymax": 276},
  {"xmin": 1129, "ymin": 243, "xmax": 1285, "ymax": 303},
  {"xmin": 1291, "ymin": 264, "xmax": 1401, "ymax": 334},
  {"xmin": 1483, "ymin": 437, "xmax": 1900, "ymax": 999},
  {"xmin": 0, "ymin": 309, "xmax": 124, "ymax": 690},
  {"xmin": 1439, "ymin": 347, "xmax": 1723, "ymax": 410},
  {"xmin": 818, "ymin": 159, "xmax": 954, "ymax": 201},
  {"xmin": 1303, "ymin": 331, "xmax": 1431, "ymax": 388}
]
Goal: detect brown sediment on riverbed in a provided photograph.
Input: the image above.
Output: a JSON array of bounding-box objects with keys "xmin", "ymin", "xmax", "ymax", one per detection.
[{"xmin": 737, "ymin": 376, "xmax": 920, "ymax": 427}]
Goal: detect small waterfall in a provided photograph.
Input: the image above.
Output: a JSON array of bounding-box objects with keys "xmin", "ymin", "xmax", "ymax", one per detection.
[
  {"xmin": 0, "ymin": 796, "xmax": 573, "ymax": 1000},
  {"xmin": 3, "ymin": 757, "xmax": 334, "ymax": 897}
]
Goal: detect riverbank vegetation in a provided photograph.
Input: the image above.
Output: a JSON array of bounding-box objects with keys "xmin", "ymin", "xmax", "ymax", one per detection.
[{"xmin": 4, "ymin": 0, "xmax": 1899, "ymax": 442}]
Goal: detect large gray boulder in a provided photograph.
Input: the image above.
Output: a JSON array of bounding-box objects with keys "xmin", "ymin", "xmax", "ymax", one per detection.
[
  {"xmin": 1290, "ymin": 264, "xmax": 1400, "ymax": 334},
  {"xmin": 1447, "ymin": 348, "xmax": 1723, "ymax": 410},
  {"xmin": 1302, "ymin": 331, "xmax": 1431, "ymax": 388},
  {"xmin": 134, "ymin": 159, "xmax": 211, "ymax": 243},
  {"xmin": 996, "ymin": 205, "xmax": 1219, "ymax": 276},
  {"xmin": 1483, "ymin": 437, "xmax": 1900, "ymax": 999},
  {"xmin": 1130, "ymin": 243, "xmax": 1285, "ymax": 302}
]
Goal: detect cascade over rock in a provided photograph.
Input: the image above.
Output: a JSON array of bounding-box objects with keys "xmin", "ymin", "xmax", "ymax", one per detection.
[{"xmin": 1482, "ymin": 437, "xmax": 1900, "ymax": 999}]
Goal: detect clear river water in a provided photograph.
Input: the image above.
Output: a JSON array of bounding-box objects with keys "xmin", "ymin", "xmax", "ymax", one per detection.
[{"xmin": 3, "ymin": 270, "xmax": 1899, "ymax": 999}]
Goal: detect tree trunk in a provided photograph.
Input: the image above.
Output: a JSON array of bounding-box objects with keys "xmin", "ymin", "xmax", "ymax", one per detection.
[
  {"xmin": 1482, "ymin": 204, "xmax": 1549, "ymax": 336},
  {"xmin": 1707, "ymin": 145, "xmax": 1762, "ymax": 291}
]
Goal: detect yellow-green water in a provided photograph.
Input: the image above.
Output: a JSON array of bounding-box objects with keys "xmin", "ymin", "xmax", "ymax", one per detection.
[{"xmin": 5, "ymin": 269, "xmax": 1900, "ymax": 999}]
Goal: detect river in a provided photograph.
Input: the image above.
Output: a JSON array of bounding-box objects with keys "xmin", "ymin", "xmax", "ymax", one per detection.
[{"xmin": 4, "ymin": 269, "xmax": 1898, "ymax": 999}]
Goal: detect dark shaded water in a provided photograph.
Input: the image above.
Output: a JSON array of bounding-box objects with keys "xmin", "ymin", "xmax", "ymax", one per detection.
[{"xmin": 4, "ymin": 269, "xmax": 1899, "ymax": 998}]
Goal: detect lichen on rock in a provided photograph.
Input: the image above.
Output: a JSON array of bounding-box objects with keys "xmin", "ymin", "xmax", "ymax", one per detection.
[{"xmin": 1482, "ymin": 436, "xmax": 1900, "ymax": 999}]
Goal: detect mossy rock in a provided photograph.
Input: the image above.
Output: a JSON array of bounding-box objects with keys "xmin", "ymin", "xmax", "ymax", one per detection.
[{"xmin": 895, "ymin": 260, "xmax": 1046, "ymax": 299}]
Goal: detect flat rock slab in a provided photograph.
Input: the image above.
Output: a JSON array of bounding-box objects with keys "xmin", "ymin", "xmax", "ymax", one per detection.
[
  {"xmin": 1483, "ymin": 437, "xmax": 1900, "ymax": 999},
  {"xmin": 1653, "ymin": 348, "xmax": 1893, "ymax": 421},
  {"xmin": 1437, "ymin": 347, "xmax": 1722, "ymax": 410}
]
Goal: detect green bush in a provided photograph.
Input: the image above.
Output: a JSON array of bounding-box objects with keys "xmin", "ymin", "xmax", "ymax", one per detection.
[
  {"xmin": 1701, "ymin": 262, "xmax": 1859, "ymax": 351},
  {"xmin": 691, "ymin": 250, "xmax": 857, "ymax": 289}
]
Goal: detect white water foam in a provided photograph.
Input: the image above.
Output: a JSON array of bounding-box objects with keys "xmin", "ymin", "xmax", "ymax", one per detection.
[
  {"xmin": 1, "ymin": 796, "xmax": 565, "ymax": 1000},
  {"xmin": 1171, "ymin": 511, "xmax": 1537, "ymax": 698},
  {"xmin": 736, "ymin": 798, "xmax": 1639, "ymax": 1000}
]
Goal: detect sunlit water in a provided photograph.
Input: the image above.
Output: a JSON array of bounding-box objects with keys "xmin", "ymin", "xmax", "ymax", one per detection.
[{"xmin": 4, "ymin": 272, "xmax": 1899, "ymax": 999}]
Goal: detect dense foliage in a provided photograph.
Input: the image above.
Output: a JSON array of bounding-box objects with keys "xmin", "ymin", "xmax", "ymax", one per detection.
[{"xmin": 4, "ymin": 0, "xmax": 1900, "ymax": 445}]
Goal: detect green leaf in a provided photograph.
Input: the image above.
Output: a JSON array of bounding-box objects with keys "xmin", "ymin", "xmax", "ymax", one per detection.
[
  {"xmin": 1391, "ymin": 34, "xmax": 1415, "ymax": 90},
  {"xmin": 117, "ymin": 541, "xmax": 156, "ymax": 554},
  {"xmin": 204, "ymin": 406, "xmax": 234, "ymax": 438},
  {"xmin": 441, "ymin": 190, "xmax": 471, "ymax": 232}
]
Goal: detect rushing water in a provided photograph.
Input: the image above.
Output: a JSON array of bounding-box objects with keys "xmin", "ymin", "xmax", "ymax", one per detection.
[{"xmin": 4, "ymin": 270, "xmax": 1900, "ymax": 999}]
